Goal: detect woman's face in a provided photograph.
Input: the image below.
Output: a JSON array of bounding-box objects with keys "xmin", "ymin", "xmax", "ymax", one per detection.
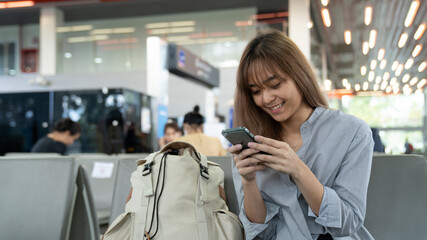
[
  {"xmin": 248, "ymin": 69, "xmax": 307, "ymax": 124},
  {"xmin": 164, "ymin": 127, "xmax": 181, "ymax": 143}
]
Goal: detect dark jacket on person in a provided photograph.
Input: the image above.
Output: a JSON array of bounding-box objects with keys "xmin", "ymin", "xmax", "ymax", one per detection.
[{"xmin": 31, "ymin": 137, "xmax": 67, "ymax": 155}]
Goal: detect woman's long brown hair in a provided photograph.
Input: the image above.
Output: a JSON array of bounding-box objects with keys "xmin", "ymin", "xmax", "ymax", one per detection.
[{"xmin": 234, "ymin": 29, "xmax": 328, "ymax": 140}]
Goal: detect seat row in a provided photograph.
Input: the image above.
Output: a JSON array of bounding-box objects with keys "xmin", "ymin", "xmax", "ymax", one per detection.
[{"xmin": 1, "ymin": 153, "xmax": 426, "ymax": 239}]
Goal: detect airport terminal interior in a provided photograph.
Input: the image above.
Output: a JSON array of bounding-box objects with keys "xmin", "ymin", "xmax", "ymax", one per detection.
[{"xmin": 0, "ymin": 0, "xmax": 426, "ymax": 239}]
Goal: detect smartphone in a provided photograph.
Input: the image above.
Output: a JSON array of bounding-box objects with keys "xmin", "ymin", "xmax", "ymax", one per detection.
[{"xmin": 221, "ymin": 127, "xmax": 257, "ymax": 149}]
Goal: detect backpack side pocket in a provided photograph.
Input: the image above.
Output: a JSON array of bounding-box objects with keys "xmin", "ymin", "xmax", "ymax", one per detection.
[
  {"xmin": 103, "ymin": 212, "xmax": 135, "ymax": 240},
  {"xmin": 213, "ymin": 209, "xmax": 244, "ymax": 240}
]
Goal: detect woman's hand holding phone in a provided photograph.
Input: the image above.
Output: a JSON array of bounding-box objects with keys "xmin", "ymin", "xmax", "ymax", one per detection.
[
  {"xmin": 229, "ymin": 143, "xmax": 266, "ymax": 182},
  {"xmin": 247, "ymin": 135, "xmax": 303, "ymax": 177},
  {"xmin": 222, "ymin": 127, "xmax": 266, "ymax": 181}
]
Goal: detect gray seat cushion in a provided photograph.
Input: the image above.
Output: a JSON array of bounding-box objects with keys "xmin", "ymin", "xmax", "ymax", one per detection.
[{"xmin": 365, "ymin": 154, "xmax": 427, "ymax": 239}]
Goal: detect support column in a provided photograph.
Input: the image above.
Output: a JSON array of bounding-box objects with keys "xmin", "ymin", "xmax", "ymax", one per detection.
[
  {"xmin": 146, "ymin": 37, "xmax": 169, "ymax": 141},
  {"xmin": 289, "ymin": 0, "xmax": 311, "ymax": 60},
  {"xmin": 39, "ymin": 7, "xmax": 63, "ymax": 76}
]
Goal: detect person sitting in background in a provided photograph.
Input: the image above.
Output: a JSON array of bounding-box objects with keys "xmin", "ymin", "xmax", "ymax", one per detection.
[
  {"xmin": 158, "ymin": 121, "xmax": 182, "ymax": 149},
  {"xmin": 177, "ymin": 105, "xmax": 226, "ymax": 156},
  {"xmin": 31, "ymin": 118, "xmax": 81, "ymax": 155},
  {"xmin": 371, "ymin": 128, "xmax": 385, "ymax": 153}
]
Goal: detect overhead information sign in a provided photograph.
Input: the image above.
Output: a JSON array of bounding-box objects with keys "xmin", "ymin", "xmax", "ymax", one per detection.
[{"xmin": 168, "ymin": 44, "xmax": 219, "ymax": 88}]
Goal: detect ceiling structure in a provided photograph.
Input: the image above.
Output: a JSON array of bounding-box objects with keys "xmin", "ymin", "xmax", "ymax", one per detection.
[
  {"xmin": 0, "ymin": 0, "xmax": 425, "ymax": 95},
  {"xmin": 312, "ymin": 0, "xmax": 427, "ymax": 95}
]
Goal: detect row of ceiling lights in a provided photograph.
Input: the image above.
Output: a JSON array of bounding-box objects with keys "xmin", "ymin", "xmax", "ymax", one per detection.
[{"xmin": 320, "ymin": 0, "xmax": 425, "ymax": 95}]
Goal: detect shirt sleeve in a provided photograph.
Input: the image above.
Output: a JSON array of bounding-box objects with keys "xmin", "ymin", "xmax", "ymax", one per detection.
[
  {"xmin": 308, "ymin": 123, "xmax": 374, "ymax": 237},
  {"xmin": 239, "ymin": 199, "xmax": 280, "ymax": 240},
  {"xmin": 231, "ymin": 158, "xmax": 281, "ymax": 240}
]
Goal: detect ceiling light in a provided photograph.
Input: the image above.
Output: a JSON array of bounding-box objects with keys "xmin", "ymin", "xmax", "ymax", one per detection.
[
  {"xmin": 362, "ymin": 42, "xmax": 369, "ymax": 55},
  {"xmin": 146, "ymin": 22, "xmax": 169, "ymax": 29},
  {"xmin": 392, "ymin": 61, "xmax": 399, "ymax": 71},
  {"xmin": 386, "ymin": 86, "xmax": 392, "ymax": 93},
  {"xmin": 345, "ymin": 84, "xmax": 351, "ymax": 90},
  {"xmin": 419, "ymin": 61, "xmax": 426, "ymax": 72},
  {"xmin": 57, "ymin": 25, "xmax": 93, "ymax": 33},
  {"xmin": 342, "ymin": 78, "xmax": 349, "ymax": 87},
  {"xmin": 355, "ymin": 83, "xmax": 361, "ymax": 91},
  {"xmin": 370, "ymin": 60, "xmax": 377, "ymax": 70},
  {"xmin": 375, "ymin": 76, "xmax": 382, "ymax": 84},
  {"xmin": 417, "ymin": 79, "xmax": 426, "ymax": 88},
  {"xmin": 365, "ymin": 6, "xmax": 373, "ymax": 26},
  {"xmin": 170, "ymin": 21, "xmax": 196, "ymax": 27},
  {"xmin": 381, "ymin": 81, "xmax": 388, "ymax": 90},
  {"xmin": 410, "ymin": 77, "xmax": 419, "ymax": 86},
  {"xmin": 395, "ymin": 64, "xmax": 404, "ymax": 76},
  {"xmin": 377, "ymin": 48, "xmax": 385, "ymax": 60},
  {"xmin": 412, "ymin": 44, "xmax": 422, "ymax": 57},
  {"xmin": 368, "ymin": 71, "xmax": 375, "ymax": 81},
  {"xmin": 404, "ymin": 0, "xmax": 420, "ymax": 27},
  {"xmin": 363, "ymin": 82, "xmax": 369, "ymax": 91},
  {"xmin": 373, "ymin": 84, "xmax": 379, "ymax": 91},
  {"xmin": 383, "ymin": 72, "xmax": 390, "ymax": 81},
  {"xmin": 324, "ymin": 79, "xmax": 332, "ymax": 91},
  {"xmin": 405, "ymin": 58, "xmax": 414, "ymax": 69},
  {"xmin": 344, "ymin": 30, "xmax": 351, "ymax": 45},
  {"xmin": 321, "ymin": 8, "xmax": 331, "ymax": 27},
  {"xmin": 414, "ymin": 23, "xmax": 426, "ymax": 40},
  {"xmin": 403, "ymin": 84, "xmax": 412, "ymax": 95},
  {"xmin": 380, "ymin": 59, "xmax": 387, "ymax": 69},
  {"xmin": 393, "ymin": 85, "xmax": 400, "ymax": 94},
  {"xmin": 0, "ymin": 1, "xmax": 34, "ymax": 9},
  {"xmin": 307, "ymin": 21, "xmax": 313, "ymax": 29},
  {"xmin": 361, "ymin": 66, "xmax": 367, "ymax": 76},
  {"xmin": 402, "ymin": 73, "xmax": 410, "ymax": 83},
  {"xmin": 390, "ymin": 77, "xmax": 397, "ymax": 85},
  {"xmin": 321, "ymin": 0, "xmax": 329, "ymax": 7},
  {"xmin": 398, "ymin": 33, "xmax": 408, "ymax": 48},
  {"xmin": 369, "ymin": 30, "xmax": 377, "ymax": 49}
]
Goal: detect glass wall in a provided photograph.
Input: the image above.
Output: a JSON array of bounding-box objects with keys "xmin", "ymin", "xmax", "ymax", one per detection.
[
  {"xmin": 341, "ymin": 93, "xmax": 425, "ymax": 154},
  {"xmin": 0, "ymin": 88, "xmax": 154, "ymax": 155},
  {"xmin": 56, "ymin": 8, "xmax": 256, "ymax": 74},
  {"xmin": 0, "ymin": 92, "xmax": 50, "ymax": 155},
  {"xmin": 0, "ymin": 24, "xmax": 39, "ymax": 76}
]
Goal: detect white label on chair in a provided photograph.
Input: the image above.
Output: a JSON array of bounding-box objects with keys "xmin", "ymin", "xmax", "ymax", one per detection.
[{"xmin": 91, "ymin": 162, "xmax": 114, "ymax": 178}]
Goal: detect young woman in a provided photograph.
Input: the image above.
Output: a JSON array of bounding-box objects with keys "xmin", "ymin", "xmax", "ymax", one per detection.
[
  {"xmin": 158, "ymin": 122, "xmax": 182, "ymax": 149},
  {"xmin": 229, "ymin": 29, "xmax": 374, "ymax": 239},
  {"xmin": 177, "ymin": 105, "xmax": 226, "ymax": 156},
  {"xmin": 31, "ymin": 118, "xmax": 81, "ymax": 155}
]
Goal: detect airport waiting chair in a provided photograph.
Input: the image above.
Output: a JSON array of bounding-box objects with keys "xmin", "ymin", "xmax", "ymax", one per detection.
[
  {"xmin": 116, "ymin": 153, "xmax": 150, "ymax": 159},
  {"xmin": 75, "ymin": 155, "xmax": 121, "ymax": 225},
  {"xmin": 208, "ymin": 156, "xmax": 240, "ymax": 215},
  {"xmin": 5, "ymin": 152, "xmax": 61, "ymax": 157},
  {"xmin": 0, "ymin": 157, "xmax": 99, "ymax": 240},
  {"xmin": 108, "ymin": 157, "xmax": 140, "ymax": 224},
  {"xmin": 365, "ymin": 154, "xmax": 427, "ymax": 240}
]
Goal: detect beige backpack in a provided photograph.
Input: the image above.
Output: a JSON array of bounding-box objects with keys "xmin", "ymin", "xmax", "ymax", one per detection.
[{"xmin": 103, "ymin": 141, "xmax": 244, "ymax": 240}]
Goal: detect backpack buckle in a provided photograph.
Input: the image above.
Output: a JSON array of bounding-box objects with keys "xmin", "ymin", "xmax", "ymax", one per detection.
[
  {"xmin": 199, "ymin": 164, "xmax": 209, "ymax": 180},
  {"xmin": 142, "ymin": 162, "xmax": 153, "ymax": 176}
]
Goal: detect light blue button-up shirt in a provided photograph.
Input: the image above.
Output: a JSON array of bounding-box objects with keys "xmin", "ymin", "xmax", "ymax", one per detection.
[{"xmin": 232, "ymin": 107, "xmax": 375, "ymax": 240}]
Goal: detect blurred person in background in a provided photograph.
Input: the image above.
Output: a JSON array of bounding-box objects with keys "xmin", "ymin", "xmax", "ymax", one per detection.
[
  {"xmin": 371, "ymin": 128, "xmax": 385, "ymax": 153},
  {"xmin": 125, "ymin": 122, "xmax": 142, "ymax": 153},
  {"xmin": 404, "ymin": 138, "xmax": 414, "ymax": 154},
  {"xmin": 31, "ymin": 118, "xmax": 81, "ymax": 155},
  {"xmin": 177, "ymin": 105, "xmax": 226, "ymax": 156},
  {"xmin": 158, "ymin": 121, "xmax": 182, "ymax": 149}
]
